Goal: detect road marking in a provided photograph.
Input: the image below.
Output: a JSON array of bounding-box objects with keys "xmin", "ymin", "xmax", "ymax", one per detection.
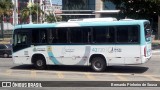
[
  {"xmin": 31, "ymin": 70, "xmax": 37, "ymax": 78},
  {"xmin": 113, "ymin": 73, "xmax": 128, "ymax": 81},
  {"xmin": 5, "ymin": 70, "xmax": 12, "ymax": 75},
  {"xmin": 84, "ymin": 73, "xmax": 95, "ymax": 80},
  {"xmin": 3, "ymin": 69, "xmax": 160, "ymax": 81},
  {"xmin": 145, "ymin": 75, "xmax": 160, "ymax": 81},
  {"xmin": 56, "ymin": 72, "xmax": 64, "ymax": 79}
]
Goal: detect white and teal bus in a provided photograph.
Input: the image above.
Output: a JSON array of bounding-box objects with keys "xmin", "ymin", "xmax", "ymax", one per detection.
[{"xmin": 12, "ymin": 19, "xmax": 152, "ymax": 72}]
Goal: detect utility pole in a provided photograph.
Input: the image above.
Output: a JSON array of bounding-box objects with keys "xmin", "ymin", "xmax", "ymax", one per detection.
[
  {"xmin": 37, "ymin": 0, "xmax": 39, "ymax": 23},
  {"xmin": 40, "ymin": 0, "xmax": 43, "ymax": 23},
  {"xmin": 158, "ymin": 16, "xmax": 160, "ymax": 39},
  {"xmin": 0, "ymin": 18, "xmax": 4, "ymax": 39},
  {"xmin": 43, "ymin": 0, "xmax": 45, "ymax": 23},
  {"xmin": 50, "ymin": 0, "xmax": 57, "ymax": 22},
  {"xmin": 13, "ymin": 0, "xmax": 18, "ymax": 26},
  {"xmin": 28, "ymin": 0, "xmax": 33, "ymax": 24}
]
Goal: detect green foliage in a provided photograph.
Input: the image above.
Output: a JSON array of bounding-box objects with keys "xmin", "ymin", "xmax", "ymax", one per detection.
[
  {"xmin": 45, "ymin": 13, "xmax": 56, "ymax": 23},
  {"xmin": 46, "ymin": 13, "xmax": 62, "ymax": 23},
  {"xmin": 108, "ymin": 0, "xmax": 160, "ymax": 19},
  {"xmin": 21, "ymin": 3, "xmax": 43, "ymax": 23},
  {"xmin": 0, "ymin": 0, "xmax": 13, "ymax": 21}
]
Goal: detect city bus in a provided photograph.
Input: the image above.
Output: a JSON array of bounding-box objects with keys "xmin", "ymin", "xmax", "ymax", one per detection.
[{"xmin": 12, "ymin": 19, "xmax": 152, "ymax": 72}]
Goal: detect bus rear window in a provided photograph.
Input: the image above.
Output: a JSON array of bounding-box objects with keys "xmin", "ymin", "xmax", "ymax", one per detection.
[{"xmin": 144, "ymin": 23, "xmax": 151, "ymax": 42}]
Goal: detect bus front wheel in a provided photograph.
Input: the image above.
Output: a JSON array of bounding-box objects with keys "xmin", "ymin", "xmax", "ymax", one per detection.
[
  {"xmin": 34, "ymin": 57, "xmax": 46, "ymax": 70},
  {"xmin": 91, "ymin": 57, "xmax": 106, "ymax": 72}
]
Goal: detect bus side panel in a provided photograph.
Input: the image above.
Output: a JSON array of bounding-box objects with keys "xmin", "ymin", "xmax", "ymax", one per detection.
[
  {"xmin": 91, "ymin": 45, "xmax": 116, "ymax": 66},
  {"xmin": 13, "ymin": 48, "xmax": 32, "ymax": 64},
  {"xmin": 31, "ymin": 45, "xmax": 63, "ymax": 65},
  {"xmin": 32, "ymin": 45, "xmax": 90, "ymax": 66},
  {"xmin": 59, "ymin": 45, "xmax": 90, "ymax": 65},
  {"xmin": 119, "ymin": 45, "xmax": 141, "ymax": 64}
]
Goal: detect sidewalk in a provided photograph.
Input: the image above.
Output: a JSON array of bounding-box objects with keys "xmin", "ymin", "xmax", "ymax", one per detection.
[
  {"xmin": 152, "ymin": 49, "xmax": 160, "ymax": 54},
  {"xmin": 152, "ymin": 40, "xmax": 160, "ymax": 54},
  {"xmin": 152, "ymin": 45, "xmax": 160, "ymax": 54}
]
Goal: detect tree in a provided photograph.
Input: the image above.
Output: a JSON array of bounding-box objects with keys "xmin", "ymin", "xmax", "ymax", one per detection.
[
  {"xmin": 46, "ymin": 12, "xmax": 62, "ymax": 23},
  {"xmin": 107, "ymin": 0, "xmax": 160, "ymax": 19},
  {"xmin": 21, "ymin": 3, "xmax": 43, "ymax": 24},
  {"xmin": 106, "ymin": 0, "xmax": 160, "ymax": 36},
  {"xmin": 45, "ymin": 13, "xmax": 56, "ymax": 23},
  {"xmin": 0, "ymin": 0, "xmax": 13, "ymax": 38},
  {"xmin": 0, "ymin": 0, "xmax": 13, "ymax": 20}
]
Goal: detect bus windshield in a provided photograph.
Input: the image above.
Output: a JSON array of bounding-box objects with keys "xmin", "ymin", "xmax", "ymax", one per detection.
[{"xmin": 144, "ymin": 23, "xmax": 151, "ymax": 42}]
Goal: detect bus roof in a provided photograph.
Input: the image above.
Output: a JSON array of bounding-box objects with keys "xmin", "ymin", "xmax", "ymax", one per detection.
[
  {"xmin": 14, "ymin": 20, "xmax": 149, "ymax": 30},
  {"xmin": 68, "ymin": 17, "xmax": 117, "ymax": 22}
]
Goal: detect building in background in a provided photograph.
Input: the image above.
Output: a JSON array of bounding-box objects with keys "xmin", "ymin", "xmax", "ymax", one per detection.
[
  {"xmin": 61, "ymin": 0, "xmax": 95, "ymax": 21},
  {"xmin": 52, "ymin": 4, "xmax": 62, "ymax": 14},
  {"xmin": 61, "ymin": 0, "xmax": 120, "ymax": 21},
  {"xmin": 95, "ymin": 0, "xmax": 120, "ymax": 18}
]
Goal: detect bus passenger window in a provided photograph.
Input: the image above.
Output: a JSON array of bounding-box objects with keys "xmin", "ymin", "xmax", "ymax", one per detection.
[
  {"xmin": 50, "ymin": 28, "xmax": 68, "ymax": 44},
  {"xmin": 116, "ymin": 26, "xmax": 128, "ymax": 43},
  {"xmin": 82, "ymin": 28, "xmax": 91, "ymax": 43},
  {"xmin": 32, "ymin": 29, "xmax": 48, "ymax": 44},
  {"xmin": 50, "ymin": 29, "xmax": 58, "ymax": 43},
  {"xmin": 116, "ymin": 25, "xmax": 139, "ymax": 44},
  {"xmin": 41, "ymin": 31, "xmax": 47, "ymax": 43},
  {"xmin": 128, "ymin": 26, "xmax": 139, "ymax": 43},
  {"xmin": 93, "ymin": 26, "xmax": 115, "ymax": 43},
  {"xmin": 70, "ymin": 28, "xmax": 83, "ymax": 43},
  {"xmin": 108, "ymin": 27, "xmax": 115, "ymax": 43},
  {"xmin": 17, "ymin": 33, "xmax": 28, "ymax": 44},
  {"xmin": 93, "ymin": 27, "xmax": 107, "ymax": 43},
  {"xmin": 32, "ymin": 29, "xmax": 39, "ymax": 43},
  {"xmin": 57, "ymin": 28, "xmax": 68, "ymax": 43},
  {"xmin": 22, "ymin": 35, "xmax": 27, "ymax": 44}
]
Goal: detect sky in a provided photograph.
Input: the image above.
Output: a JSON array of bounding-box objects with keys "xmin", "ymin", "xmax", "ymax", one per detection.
[{"xmin": 52, "ymin": 0, "xmax": 62, "ymax": 5}]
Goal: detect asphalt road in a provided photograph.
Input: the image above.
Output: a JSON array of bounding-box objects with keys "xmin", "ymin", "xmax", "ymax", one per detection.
[
  {"xmin": 0, "ymin": 55, "xmax": 160, "ymax": 81},
  {"xmin": 0, "ymin": 52, "xmax": 159, "ymax": 89}
]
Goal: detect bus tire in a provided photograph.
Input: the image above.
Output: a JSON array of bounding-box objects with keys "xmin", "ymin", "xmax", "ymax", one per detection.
[
  {"xmin": 34, "ymin": 56, "xmax": 46, "ymax": 70},
  {"xmin": 91, "ymin": 57, "xmax": 106, "ymax": 72}
]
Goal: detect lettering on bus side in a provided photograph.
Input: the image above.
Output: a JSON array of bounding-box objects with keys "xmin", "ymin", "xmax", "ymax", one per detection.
[
  {"xmin": 33, "ymin": 48, "xmax": 46, "ymax": 52},
  {"xmin": 92, "ymin": 48, "xmax": 105, "ymax": 52},
  {"xmin": 24, "ymin": 51, "xmax": 28, "ymax": 55},
  {"xmin": 114, "ymin": 48, "xmax": 122, "ymax": 52},
  {"xmin": 62, "ymin": 47, "xmax": 75, "ymax": 54},
  {"xmin": 92, "ymin": 47, "xmax": 122, "ymax": 53}
]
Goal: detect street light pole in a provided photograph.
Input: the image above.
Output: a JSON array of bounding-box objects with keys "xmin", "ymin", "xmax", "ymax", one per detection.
[
  {"xmin": 29, "ymin": 6, "xmax": 32, "ymax": 24},
  {"xmin": 37, "ymin": 2, "xmax": 39, "ymax": 24},
  {"xmin": 28, "ymin": 0, "xmax": 33, "ymax": 24},
  {"xmin": 50, "ymin": 0, "xmax": 57, "ymax": 22},
  {"xmin": 37, "ymin": 1, "xmax": 39, "ymax": 23},
  {"xmin": 43, "ymin": 0, "xmax": 45, "ymax": 23},
  {"xmin": 13, "ymin": 0, "xmax": 18, "ymax": 26}
]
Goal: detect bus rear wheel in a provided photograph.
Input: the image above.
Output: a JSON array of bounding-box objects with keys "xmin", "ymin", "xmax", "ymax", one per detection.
[
  {"xmin": 34, "ymin": 57, "xmax": 46, "ymax": 70},
  {"xmin": 91, "ymin": 57, "xmax": 106, "ymax": 72}
]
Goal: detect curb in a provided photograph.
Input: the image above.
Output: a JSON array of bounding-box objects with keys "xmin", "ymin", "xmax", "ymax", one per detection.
[{"xmin": 152, "ymin": 50, "xmax": 160, "ymax": 54}]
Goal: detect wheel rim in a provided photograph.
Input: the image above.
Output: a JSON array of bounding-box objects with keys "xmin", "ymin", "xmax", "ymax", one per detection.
[
  {"xmin": 93, "ymin": 61, "xmax": 102, "ymax": 70},
  {"xmin": 4, "ymin": 54, "xmax": 8, "ymax": 58},
  {"xmin": 36, "ymin": 60, "xmax": 43, "ymax": 67}
]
